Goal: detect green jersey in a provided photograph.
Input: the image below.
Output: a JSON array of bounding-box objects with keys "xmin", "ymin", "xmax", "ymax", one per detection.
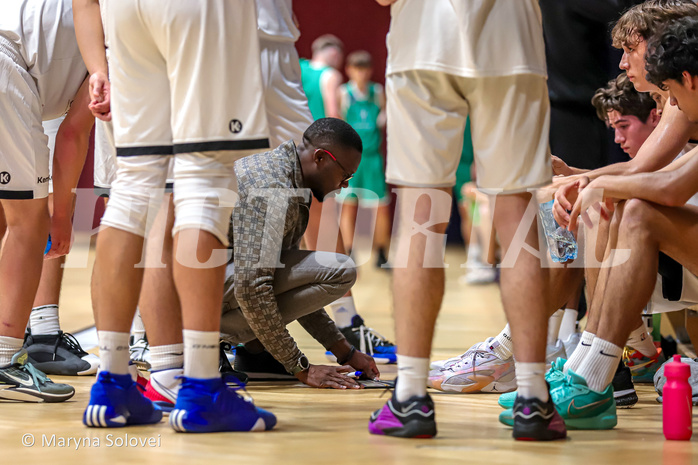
[
  {"xmin": 300, "ymin": 58, "xmax": 330, "ymax": 120},
  {"xmin": 342, "ymin": 82, "xmax": 382, "ymax": 155}
]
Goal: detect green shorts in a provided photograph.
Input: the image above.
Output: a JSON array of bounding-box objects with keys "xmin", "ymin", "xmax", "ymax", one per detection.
[{"xmin": 336, "ymin": 151, "xmax": 388, "ymax": 206}]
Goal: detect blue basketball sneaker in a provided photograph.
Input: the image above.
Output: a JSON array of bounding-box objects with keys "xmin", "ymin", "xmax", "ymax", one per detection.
[
  {"xmin": 326, "ymin": 316, "xmax": 397, "ymax": 364},
  {"xmin": 84, "ymin": 371, "xmax": 163, "ymax": 427},
  {"xmin": 169, "ymin": 376, "xmax": 276, "ymax": 433}
]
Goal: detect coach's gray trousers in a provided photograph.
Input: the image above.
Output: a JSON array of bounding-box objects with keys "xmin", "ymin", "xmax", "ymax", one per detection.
[{"xmin": 220, "ymin": 249, "xmax": 356, "ymax": 345}]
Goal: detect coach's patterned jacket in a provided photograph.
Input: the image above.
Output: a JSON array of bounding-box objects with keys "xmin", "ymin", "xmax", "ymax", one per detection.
[{"xmin": 227, "ymin": 140, "xmax": 344, "ymax": 373}]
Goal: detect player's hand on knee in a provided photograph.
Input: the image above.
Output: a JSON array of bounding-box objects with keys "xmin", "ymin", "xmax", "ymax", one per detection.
[
  {"xmin": 296, "ymin": 364, "xmax": 362, "ymax": 390},
  {"xmin": 347, "ymin": 351, "xmax": 380, "ymax": 380}
]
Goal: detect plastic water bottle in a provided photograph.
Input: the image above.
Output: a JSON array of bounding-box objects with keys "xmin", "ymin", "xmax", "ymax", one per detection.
[
  {"xmin": 663, "ymin": 354, "xmax": 693, "ymax": 441},
  {"xmin": 538, "ymin": 200, "xmax": 578, "ymax": 262},
  {"xmin": 44, "ymin": 234, "xmax": 51, "ymax": 255}
]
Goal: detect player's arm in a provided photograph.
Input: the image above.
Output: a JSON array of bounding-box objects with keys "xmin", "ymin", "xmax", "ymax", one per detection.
[
  {"xmin": 47, "ymin": 77, "xmax": 95, "ymax": 258},
  {"xmin": 320, "ymin": 68, "xmax": 343, "ymax": 118},
  {"xmin": 72, "ymin": 0, "xmax": 110, "ymax": 120},
  {"xmin": 376, "ymin": 83, "xmax": 387, "ymax": 129},
  {"xmin": 375, "ymin": 0, "xmax": 398, "ymax": 5}
]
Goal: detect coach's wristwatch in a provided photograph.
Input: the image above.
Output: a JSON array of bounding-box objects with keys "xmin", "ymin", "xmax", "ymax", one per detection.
[{"xmin": 290, "ymin": 355, "xmax": 310, "ymax": 375}]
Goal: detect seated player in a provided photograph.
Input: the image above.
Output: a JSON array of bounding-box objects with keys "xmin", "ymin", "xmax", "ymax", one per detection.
[{"xmin": 0, "ymin": 0, "xmax": 94, "ymax": 402}]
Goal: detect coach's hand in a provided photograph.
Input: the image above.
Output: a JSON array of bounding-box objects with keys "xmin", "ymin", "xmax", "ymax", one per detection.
[
  {"xmin": 296, "ymin": 364, "xmax": 362, "ymax": 390},
  {"xmin": 347, "ymin": 350, "xmax": 380, "ymax": 380}
]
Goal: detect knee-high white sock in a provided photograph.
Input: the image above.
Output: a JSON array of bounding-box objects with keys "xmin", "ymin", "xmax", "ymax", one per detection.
[
  {"xmin": 576, "ymin": 338, "xmax": 623, "ymax": 392},
  {"xmin": 547, "ymin": 310, "xmax": 564, "ymax": 346},
  {"xmin": 564, "ymin": 331, "xmax": 595, "ymax": 374},
  {"xmin": 149, "ymin": 343, "xmax": 184, "ymax": 372},
  {"xmin": 183, "ymin": 330, "xmax": 219, "ymax": 380},
  {"xmin": 30, "ymin": 305, "xmax": 60, "ymax": 335},
  {"xmin": 395, "ymin": 355, "xmax": 429, "ymax": 402},
  {"xmin": 492, "ymin": 324, "xmax": 514, "ymax": 360},
  {"xmin": 131, "ymin": 308, "xmax": 146, "ymax": 341},
  {"xmin": 626, "ymin": 321, "xmax": 657, "ymax": 357},
  {"xmin": 558, "ymin": 308, "xmax": 579, "ymax": 341},
  {"xmin": 328, "ymin": 296, "xmax": 358, "ymax": 328},
  {"xmin": 0, "ymin": 336, "xmax": 24, "ymax": 367},
  {"xmin": 98, "ymin": 331, "xmax": 130, "ymax": 375},
  {"xmin": 516, "ymin": 362, "xmax": 549, "ymax": 402}
]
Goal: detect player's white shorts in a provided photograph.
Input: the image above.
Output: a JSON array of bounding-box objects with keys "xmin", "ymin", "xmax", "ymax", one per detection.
[
  {"xmin": 42, "ymin": 115, "xmax": 66, "ymax": 195},
  {"xmin": 0, "ymin": 40, "xmax": 49, "ymax": 200},
  {"xmin": 385, "ymin": 70, "xmax": 552, "ymax": 194},
  {"xmin": 93, "ymin": 119, "xmax": 174, "ymax": 196},
  {"xmin": 260, "ymin": 38, "xmax": 313, "ymax": 147},
  {"xmin": 107, "ymin": 0, "xmax": 269, "ymax": 156}
]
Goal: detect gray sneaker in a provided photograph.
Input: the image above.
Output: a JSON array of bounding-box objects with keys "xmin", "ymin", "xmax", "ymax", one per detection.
[
  {"xmin": 654, "ymin": 356, "xmax": 698, "ymax": 405},
  {"xmin": 0, "ymin": 349, "xmax": 75, "ymax": 402}
]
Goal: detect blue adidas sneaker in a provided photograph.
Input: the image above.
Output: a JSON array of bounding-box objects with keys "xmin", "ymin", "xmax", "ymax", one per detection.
[
  {"xmin": 169, "ymin": 376, "xmax": 276, "ymax": 433},
  {"xmin": 326, "ymin": 316, "xmax": 397, "ymax": 364},
  {"xmin": 83, "ymin": 371, "xmax": 163, "ymax": 427}
]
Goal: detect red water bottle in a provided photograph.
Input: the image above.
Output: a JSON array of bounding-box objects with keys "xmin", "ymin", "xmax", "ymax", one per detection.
[{"xmin": 663, "ymin": 354, "xmax": 693, "ymax": 441}]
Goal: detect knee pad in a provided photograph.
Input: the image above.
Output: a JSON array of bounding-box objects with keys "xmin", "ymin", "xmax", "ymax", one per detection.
[
  {"xmin": 172, "ymin": 152, "xmax": 239, "ymax": 246},
  {"xmin": 100, "ymin": 156, "xmax": 170, "ymax": 237}
]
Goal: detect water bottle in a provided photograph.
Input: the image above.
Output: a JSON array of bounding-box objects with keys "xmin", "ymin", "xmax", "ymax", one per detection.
[
  {"xmin": 44, "ymin": 234, "xmax": 52, "ymax": 255},
  {"xmin": 538, "ymin": 200, "xmax": 578, "ymax": 262},
  {"xmin": 663, "ymin": 354, "xmax": 693, "ymax": 441}
]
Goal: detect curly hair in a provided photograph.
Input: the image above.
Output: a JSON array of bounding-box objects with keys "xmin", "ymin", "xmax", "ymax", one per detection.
[
  {"xmin": 645, "ymin": 16, "xmax": 698, "ymax": 89},
  {"xmin": 592, "ymin": 72, "xmax": 656, "ymax": 122},
  {"xmin": 611, "ymin": 0, "xmax": 698, "ymax": 48}
]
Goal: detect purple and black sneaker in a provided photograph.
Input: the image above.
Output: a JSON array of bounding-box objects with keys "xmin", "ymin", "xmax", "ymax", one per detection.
[
  {"xmin": 511, "ymin": 394, "xmax": 567, "ymax": 441},
  {"xmin": 368, "ymin": 391, "xmax": 437, "ymax": 438}
]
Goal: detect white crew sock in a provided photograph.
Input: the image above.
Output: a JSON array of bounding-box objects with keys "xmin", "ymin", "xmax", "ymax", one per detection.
[
  {"xmin": 30, "ymin": 305, "xmax": 60, "ymax": 335},
  {"xmin": 547, "ymin": 309, "xmax": 564, "ymax": 346},
  {"xmin": 149, "ymin": 343, "xmax": 184, "ymax": 372},
  {"xmin": 97, "ymin": 331, "xmax": 130, "ymax": 375},
  {"xmin": 492, "ymin": 324, "xmax": 514, "ymax": 360},
  {"xmin": 558, "ymin": 308, "xmax": 579, "ymax": 341},
  {"xmin": 130, "ymin": 308, "xmax": 146, "ymax": 341},
  {"xmin": 576, "ymin": 338, "xmax": 623, "ymax": 392},
  {"xmin": 395, "ymin": 355, "xmax": 429, "ymax": 402},
  {"xmin": 183, "ymin": 330, "xmax": 219, "ymax": 380},
  {"xmin": 626, "ymin": 321, "xmax": 657, "ymax": 357},
  {"xmin": 328, "ymin": 296, "xmax": 358, "ymax": 328},
  {"xmin": 564, "ymin": 331, "xmax": 595, "ymax": 374},
  {"xmin": 515, "ymin": 362, "xmax": 549, "ymax": 402},
  {"xmin": 0, "ymin": 336, "xmax": 24, "ymax": 367}
]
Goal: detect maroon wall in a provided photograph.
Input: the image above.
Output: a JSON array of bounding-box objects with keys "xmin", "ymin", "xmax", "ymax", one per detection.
[{"xmin": 294, "ymin": 0, "xmax": 391, "ymax": 85}]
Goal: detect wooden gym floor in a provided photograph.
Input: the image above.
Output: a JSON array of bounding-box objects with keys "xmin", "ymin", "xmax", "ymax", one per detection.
[{"xmin": 2, "ymin": 234, "xmax": 697, "ymax": 464}]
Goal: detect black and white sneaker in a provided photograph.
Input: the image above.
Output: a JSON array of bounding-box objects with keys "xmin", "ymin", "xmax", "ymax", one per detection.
[
  {"xmin": 326, "ymin": 316, "xmax": 397, "ymax": 364},
  {"xmin": 0, "ymin": 349, "xmax": 75, "ymax": 402},
  {"xmin": 233, "ymin": 345, "xmax": 295, "ymax": 381},
  {"xmin": 129, "ymin": 333, "xmax": 150, "ymax": 370},
  {"xmin": 24, "ymin": 330, "xmax": 99, "ymax": 376},
  {"xmin": 509, "ymin": 392, "xmax": 567, "ymax": 441},
  {"xmin": 368, "ymin": 389, "xmax": 437, "ymax": 438},
  {"xmin": 612, "ymin": 360, "xmax": 638, "ymax": 408}
]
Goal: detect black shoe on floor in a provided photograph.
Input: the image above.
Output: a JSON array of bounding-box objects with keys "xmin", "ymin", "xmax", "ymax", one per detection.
[
  {"xmin": 24, "ymin": 331, "xmax": 99, "ymax": 376},
  {"xmin": 233, "ymin": 345, "xmax": 295, "ymax": 381},
  {"xmin": 375, "ymin": 248, "xmax": 389, "ymax": 269},
  {"xmin": 219, "ymin": 341, "xmax": 249, "ymax": 384},
  {"xmin": 612, "ymin": 359, "xmax": 638, "ymax": 408}
]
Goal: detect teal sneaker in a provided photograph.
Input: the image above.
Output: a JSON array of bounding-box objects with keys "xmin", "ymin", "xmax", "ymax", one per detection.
[
  {"xmin": 500, "ymin": 370, "xmax": 616, "ymax": 430},
  {"xmin": 498, "ymin": 358, "xmax": 567, "ymax": 409}
]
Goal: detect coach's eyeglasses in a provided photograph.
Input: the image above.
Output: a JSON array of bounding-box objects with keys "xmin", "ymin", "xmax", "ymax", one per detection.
[{"xmin": 314, "ymin": 148, "xmax": 354, "ymax": 183}]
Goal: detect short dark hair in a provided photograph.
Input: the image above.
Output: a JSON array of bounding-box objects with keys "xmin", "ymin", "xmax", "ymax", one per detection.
[
  {"xmin": 311, "ymin": 34, "xmax": 344, "ymax": 54},
  {"xmin": 592, "ymin": 72, "xmax": 656, "ymax": 122},
  {"xmin": 611, "ymin": 0, "xmax": 698, "ymax": 49},
  {"xmin": 303, "ymin": 118, "xmax": 363, "ymax": 154},
  {"xmin": 645, "ymin": 15, "xmax": 698, "ymax": 89},
  {"xmin": 346, "ymin": 50, "xmax": 372, "ymax": 68}
]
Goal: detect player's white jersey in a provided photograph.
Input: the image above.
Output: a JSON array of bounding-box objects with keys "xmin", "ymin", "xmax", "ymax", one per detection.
[
  {"xmin": 386, "ymin": 0, "xmax": 547, "ymax": 79},
  {"xmin": 0, "ymin": 0, "xmax": 86, "ymax": 120},
  {"xmin": 256, "ymin": 0, "xmax": 299, "ymax": 43}
]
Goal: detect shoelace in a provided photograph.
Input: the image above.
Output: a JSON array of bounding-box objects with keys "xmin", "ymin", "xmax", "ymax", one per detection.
[
  {"xmin": 356, "ymin": 325, "xmax": 394, "ymax": 355},
  {"xmin": 53, "ymin": 331, "xmax": 88, "ymax": 359},
  {"xmin": 450, "ymin": 346, "xmax": 492, "ymax": 371},
  {"xmin": 20, "ymin": 362, "xmax": 50, "ymax": 392}
]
